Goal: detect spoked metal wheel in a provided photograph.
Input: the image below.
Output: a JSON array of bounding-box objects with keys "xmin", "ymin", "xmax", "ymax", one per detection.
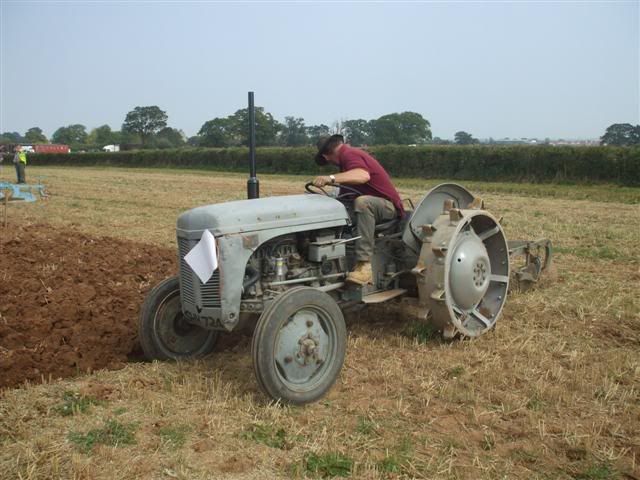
[
  {"xmin": 416, "ymin": 207, "xmax": 510, "ymax": 339},
  {"xmin": 138, "ymin": 276, "xmax": 219, "ymax": 360},
  {"xmin": 252, "ymin": 287, "xmax": 346, "ymax": 405}
]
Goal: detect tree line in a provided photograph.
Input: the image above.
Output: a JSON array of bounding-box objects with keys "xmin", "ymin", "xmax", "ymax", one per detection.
[
  {"xmin": 0, "ymin": 106, "xmax": 184, "ymax": 150},
  {"xmin": 1, "ymin": 104, "xmax": 638, "ymax": 150},
  {"xmin": 197, "ymin": 109, "xmax": 434, "ymax": 148},
  {"xmin": 0, "ymin": 106, "xmax": 433, "ymax": 150}
]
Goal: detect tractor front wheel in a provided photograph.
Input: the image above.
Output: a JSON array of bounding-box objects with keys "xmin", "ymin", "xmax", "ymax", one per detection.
[
  {"xmin": 252, "ymin": 287, "xmax": 347, "ymax": 405},
  {"xmin": 138, "ymin": 276, "xmax": 219, "ymax": 361}
]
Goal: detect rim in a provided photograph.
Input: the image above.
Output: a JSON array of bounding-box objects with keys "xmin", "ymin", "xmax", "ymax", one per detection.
[
  {"xmin": 273, "ymin": 306, "xmax": 338, "ymax": 393},
  {"xmin": 153, "ymin": 290, "xmax": 214, "ymax": 356}
]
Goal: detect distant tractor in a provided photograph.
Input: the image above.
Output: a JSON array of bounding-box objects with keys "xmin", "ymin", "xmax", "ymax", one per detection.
[{"xmin": 139, "ymin": 94, "xmax": 551, "ymax": 405}]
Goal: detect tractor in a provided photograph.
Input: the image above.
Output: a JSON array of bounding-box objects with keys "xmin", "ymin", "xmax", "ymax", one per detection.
[
  {"xmin": 138, "ymin": 94, "xmax": 551, "ymax": 405},
  {"xmin": 138, "ymin": 181, "xmax": 551, "ymax": 405}
]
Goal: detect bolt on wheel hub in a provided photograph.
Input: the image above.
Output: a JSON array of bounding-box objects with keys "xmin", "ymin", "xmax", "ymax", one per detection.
[{"xmin": 297, "ymin": 335, "xmax": 322, "ymax": 365}]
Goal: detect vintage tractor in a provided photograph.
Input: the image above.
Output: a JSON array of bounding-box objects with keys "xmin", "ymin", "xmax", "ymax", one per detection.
[
  {"xmin": 139, "ymin": 181, "xmax": 553, "ymax": 405},
  {"xmin": 139, "ymin": 95, "xmax": 551, "ymax": 405}
]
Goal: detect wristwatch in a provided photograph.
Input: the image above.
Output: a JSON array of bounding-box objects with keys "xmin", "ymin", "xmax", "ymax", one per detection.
[{"xmin": 329, "ymin": 175, "xmax": 336, "ymax": 184}]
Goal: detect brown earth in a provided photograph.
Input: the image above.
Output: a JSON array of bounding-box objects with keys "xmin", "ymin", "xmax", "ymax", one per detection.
[{"xmin": 0, "ymin": 222, "xmax": 176, "ymax": 388}]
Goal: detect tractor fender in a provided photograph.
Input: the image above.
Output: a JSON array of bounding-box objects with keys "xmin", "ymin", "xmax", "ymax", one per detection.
[{"xmin": 402, "ymin": 183, "xmax": 477, "ymax": 255}]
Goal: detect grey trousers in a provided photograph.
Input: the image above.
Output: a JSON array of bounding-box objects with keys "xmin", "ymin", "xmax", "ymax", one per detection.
[
  {"xmin": 354, "ymin": 195, "xmax": 397, "ymax": 261},
  {"xmin": 15, "ymin": 163, "xmax": 26, "ymax": 184}
]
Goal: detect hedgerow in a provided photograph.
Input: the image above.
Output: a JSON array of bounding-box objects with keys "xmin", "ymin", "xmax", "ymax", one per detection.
[{"xmin": 11, "ymin": 145, "xmax": 640, "ymax": 185}]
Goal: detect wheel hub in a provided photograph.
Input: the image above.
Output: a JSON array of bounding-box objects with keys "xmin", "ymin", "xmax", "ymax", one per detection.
[
  {"xmin": 449, "ymin": 231, "xmax": 491, "ymax": 310},
  {"xmin": 172, "ymin": 313, "xmax": 193, "ymax": 336},
  {"xmin": 297, "ymin": 335, "xmax": 322, "ymax": 365},
  {"xmin": 275, "ymin": 310, "xmax": 329, "ymax": 384}
]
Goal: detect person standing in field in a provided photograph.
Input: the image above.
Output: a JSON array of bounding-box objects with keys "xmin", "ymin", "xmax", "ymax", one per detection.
[{"xmin": 13, "ymin": 145, "xmax": 26, "ymax": 184}]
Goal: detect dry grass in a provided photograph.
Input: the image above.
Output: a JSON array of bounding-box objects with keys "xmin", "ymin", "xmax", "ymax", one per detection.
[{"xmin": 1, "ymin": 166, "xmax": 639, "ymax": 479}]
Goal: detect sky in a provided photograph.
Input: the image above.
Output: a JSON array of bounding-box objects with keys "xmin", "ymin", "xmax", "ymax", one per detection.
[{"xmin": 1, "ymin": 1, "xmax": 638, "ymax": 140}]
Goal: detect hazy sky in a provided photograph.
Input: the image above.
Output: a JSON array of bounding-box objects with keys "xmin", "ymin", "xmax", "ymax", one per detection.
[{"xmin": 1, "ymin": 1, "xmax": 638, "ymax": 140}]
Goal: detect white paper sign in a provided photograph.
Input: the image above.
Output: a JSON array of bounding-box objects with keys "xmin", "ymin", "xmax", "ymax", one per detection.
[{"xmin": 184, "ymin": 230, "xmax": 218, "ymax": 284}]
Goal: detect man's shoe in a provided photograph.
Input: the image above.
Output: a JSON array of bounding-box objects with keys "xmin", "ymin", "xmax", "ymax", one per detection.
[{"xmin": 346, "ymin": 261, "xmax": 373, "ymax": 285}]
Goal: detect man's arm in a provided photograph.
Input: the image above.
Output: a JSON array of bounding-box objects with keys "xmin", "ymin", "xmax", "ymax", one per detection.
[{"xmin": 313, "ymin": 168, "xmax": 370, "ymax": 187}]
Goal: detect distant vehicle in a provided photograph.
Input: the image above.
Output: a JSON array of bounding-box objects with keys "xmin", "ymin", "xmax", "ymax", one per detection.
[
  {"xmin": 103, "ymin": 144, "xmax": 120, "ymax": 152},
  {"xmin": 33, "ymin": 144, "xmax": 70, "ymax": 154},
  {"xmin": 21, "ymin": 145, "xmax": 35, "ymax": 153}
]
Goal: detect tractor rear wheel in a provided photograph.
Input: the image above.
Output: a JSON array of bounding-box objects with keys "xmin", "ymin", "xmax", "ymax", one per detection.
[
  {"xmin": 138, "ymin": 276, "xmax": 219, "ymax": 361},
  {"xmin": 252, "ymin": 287, "xmax": 346, "ymax": 405}
]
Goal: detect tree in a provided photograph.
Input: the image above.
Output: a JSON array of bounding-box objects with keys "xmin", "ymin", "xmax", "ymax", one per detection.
[
  {"xmin": 454, "ymin": 131, "xmax": 479, "ymax": 145},
  {"xmin": 280, "ymin": 117, "xmax": 309, "ymax": 146},
  {"xmin": 600, "ymin": 123, "xmax": 640, "ymax": 146},
  {"xmin": 155, "ymin": 127, "xmax": 185, "ymax": 148},
  {"xmin": 87, "ymin": 125, "xmax": 117, "ymax": 146},
  {"xmin": 343, "ymin": 119, "xmax": 372, "ymax": 146},
  {"xmin": 187, "ymin": 135, "xmax": 201, "ymax": 147},
  {"xmin": 370, "ymin": 112, "xmax": 432, "ymax": 145},
  {"xmin": 306, "ymin": 124, "xmax": 330, "ymax": 145},
  {"xmin": 0, "ymin": 131, "xmax": 24, "ymax": 144},
  {"xmin": 52, "ymin": 124, "xmax": 88, "ymax": 145},
  {"xmin": 431, "ymin": 137, "xmax": 452, "ymax": 145},
  {"xmin": 118, "ymin": 130, "xmax": 140, "ymax": 146},
  {"xmin": 229, "ymin": 107, "xmax": 282, "ymax": 146},
  {"xmin": 24, "ymin": 127, "xmax": 48, "ymax": 144},
  {"xmin": 198, "ymin": 107, "xmax": 282, "ymax": 147},
  {"xmin": 198, "ymin": 117, "xmax": 235, "ymax": 147},
  {"xmin": 122, "ymin": 106, "xmax": 168, "ymax": 146}
]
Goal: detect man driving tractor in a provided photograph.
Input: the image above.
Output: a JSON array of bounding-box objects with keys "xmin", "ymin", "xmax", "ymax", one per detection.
[{"xmin": 313, "ymin": 134, "xmax": 404, "ymax": 286}]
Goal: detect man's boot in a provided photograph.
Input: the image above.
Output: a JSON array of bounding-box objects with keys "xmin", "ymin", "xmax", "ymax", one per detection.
[{"xmin": 346, "ymin": 261, "xmax": 373, "ymax": 285}]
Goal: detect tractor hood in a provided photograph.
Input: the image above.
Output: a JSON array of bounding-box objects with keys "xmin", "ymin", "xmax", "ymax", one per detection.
[{"xmin": 177, "ymin": 194, "xmax": 349, "ymax": 236}]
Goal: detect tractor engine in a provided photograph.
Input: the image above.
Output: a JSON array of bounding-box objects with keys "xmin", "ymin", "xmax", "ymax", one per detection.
[{"xmin": 242, "ymin": 229, "xmax": 349, "ymax": 306}]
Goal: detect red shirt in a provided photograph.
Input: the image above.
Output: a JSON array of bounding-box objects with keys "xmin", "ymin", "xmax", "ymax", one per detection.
[{"xmin": 337, "ymin": 145, "xmax": 405, "ymax": 216}]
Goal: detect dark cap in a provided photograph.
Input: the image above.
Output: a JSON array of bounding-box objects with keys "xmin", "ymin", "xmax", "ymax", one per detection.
[{"xmin": 314, "ymin": 134, "xmax": 344, "ymax": 166}]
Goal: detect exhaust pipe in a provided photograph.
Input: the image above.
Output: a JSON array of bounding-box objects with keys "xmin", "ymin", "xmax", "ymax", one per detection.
[{"xmin": 247, "ymin": 91, "xmax": 259, "ymax": 199}]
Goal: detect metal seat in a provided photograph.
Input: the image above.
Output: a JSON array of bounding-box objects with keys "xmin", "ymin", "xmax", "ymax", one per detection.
[{"xmin": 374, "ymin": 218, "xmax": 401, "ymax": 233}]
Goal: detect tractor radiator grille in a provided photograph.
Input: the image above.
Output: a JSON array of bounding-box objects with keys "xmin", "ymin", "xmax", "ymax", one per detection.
[
  {"xmin": 178, "ymin": 237, "xmax": 221, "ymax": 308},
  {"xmin": 200, "ymin": 272, "xmax": 221, "ymax": 307},
  {"xmin": 178, "ymin": 238, "xmax": 196, "ymax": 305}
]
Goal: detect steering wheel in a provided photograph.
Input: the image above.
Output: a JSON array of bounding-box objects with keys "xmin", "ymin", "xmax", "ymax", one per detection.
[
  {"xmin": 304, "ymin": 182, "xmax": 361, "ymax": 200},
  {"xmin": 305, "ymin": 182, "xmax": 329, "ymax": 196}
]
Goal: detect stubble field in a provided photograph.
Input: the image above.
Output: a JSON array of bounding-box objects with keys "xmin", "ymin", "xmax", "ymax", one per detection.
[{"xmin": 0, "ymin": 166, "xmax": 638, "ymax": 480}]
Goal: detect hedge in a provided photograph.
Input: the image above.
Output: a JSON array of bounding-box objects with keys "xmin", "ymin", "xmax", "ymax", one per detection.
[{"xmin": 8, "ymin": 145, "xmax": 640, "ymax": 185}]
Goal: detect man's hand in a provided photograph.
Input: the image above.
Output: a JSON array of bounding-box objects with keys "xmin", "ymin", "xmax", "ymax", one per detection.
[{"xmin": 312, "ymin": 175, "xmax": 332, "ymax": 188}]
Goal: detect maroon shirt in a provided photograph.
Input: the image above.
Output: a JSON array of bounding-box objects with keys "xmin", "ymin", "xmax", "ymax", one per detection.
[{"xmin": 337, "ymin": 145, "xmax": 405, "ymax": 216}]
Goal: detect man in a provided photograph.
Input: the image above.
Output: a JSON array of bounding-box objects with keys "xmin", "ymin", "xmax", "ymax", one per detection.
[
  {"xmin": 313, "ymin": 134, "xmax": 404, "ymax": 285},
  {"xmin": 13, "ymin": 145, "xmax": 27, "ymax": 184}
]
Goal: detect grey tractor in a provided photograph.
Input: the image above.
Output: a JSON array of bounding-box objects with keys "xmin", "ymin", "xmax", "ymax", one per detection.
[{"xmin": 139, "ymin": 182, "xmax": 551, "ymax": 405}]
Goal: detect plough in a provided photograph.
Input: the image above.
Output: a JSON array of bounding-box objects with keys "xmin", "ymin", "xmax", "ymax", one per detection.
[
  {"xmin": 0, "ymin": 180, "xmax": 48, "ymax": 228},
  {"xmin": 0, "ymin": 181, "xmax": 48, "ymax": 203}
]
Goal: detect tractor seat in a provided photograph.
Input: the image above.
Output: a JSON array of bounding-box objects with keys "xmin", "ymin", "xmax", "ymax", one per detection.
[{"xmin": 374, "ymin": 218, "xmax": 401, "ymax": 233}]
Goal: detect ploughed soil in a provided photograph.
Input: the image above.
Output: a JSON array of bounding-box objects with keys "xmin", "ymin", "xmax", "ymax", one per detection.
[{"xmin": 0, "ymin": 223, "xmax": 176, "ymax": 388}]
